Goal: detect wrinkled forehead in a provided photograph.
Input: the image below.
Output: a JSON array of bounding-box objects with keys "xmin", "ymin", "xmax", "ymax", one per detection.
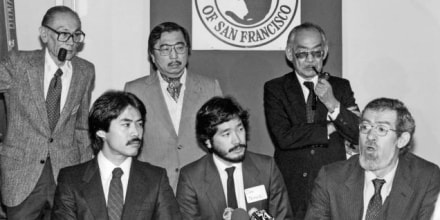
[
  {"xmin": 49, "ymin": 12, "xmax": 81, "ymax": 30},
  {"xmin": 292, "ymin": 29, "xmax": 323, "ymax": 50},
  {"xmin": 361, "ymin": 109, "xmax": 398, "ymax": 126}
]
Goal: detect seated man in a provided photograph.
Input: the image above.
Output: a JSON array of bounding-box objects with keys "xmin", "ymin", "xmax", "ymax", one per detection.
[
  {"xmin": 305, "ymin": 97, "xmax": 440, "ymax": 220},
  {"xmin": 176, "ymin": 96, "xmax": 293, "ymax": 220},
  {"xmin": 51, "ymin": 91, "xmax": 181, "ymax": 220}
]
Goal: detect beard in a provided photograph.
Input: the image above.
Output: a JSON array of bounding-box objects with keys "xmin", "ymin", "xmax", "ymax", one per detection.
[{"xmin": 212, "ymin": 144, "xmax": 247, "ymax": 163}]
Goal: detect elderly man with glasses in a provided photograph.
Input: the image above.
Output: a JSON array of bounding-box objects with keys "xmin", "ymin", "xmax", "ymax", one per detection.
[
  {"xmin": 264, "ymin": 22, "xmax": 360, "ymax": 219},
  {"xmin": 0, "ymin": 6, "xmax": 94, "ymax": 219},
  {"xmin": 125, "ymin": 22, "xmax": 222, "ymax": 193},
  {"xmin": 305, "ymin": 97, "xmax": 440, "ymax": 220}
]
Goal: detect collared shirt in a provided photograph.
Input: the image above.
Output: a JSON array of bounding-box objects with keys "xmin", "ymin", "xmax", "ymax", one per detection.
[
  {"xmin": 97, "ymin": 151, "xmax": 132, "ymax": 204},
  {"xmin": 44, "ymin": 48, "xmax": 73, "ymax": 110},
  {"xmin": 362, "ymin": 160, "xmax": 399, "ymax": 220},
  {"xmin": 158, "ymin": 69, "xmax": 187, "ymax": 135},
  {"xmin": 295, "ymin": 73, "xmax": 340, "ymax": 120},
  {"xmin": 212, "ymin": 154, "xmax": 247, "ymax": 210}
]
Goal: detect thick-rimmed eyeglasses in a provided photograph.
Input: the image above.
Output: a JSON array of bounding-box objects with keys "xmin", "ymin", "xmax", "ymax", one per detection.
[
  {"xmin": 43, "ymin": 25, "xmax": 85, "ymax": 43},
  {"xmin": 359, "ymin": 122, "xmax": 397, "ymax": 137},
  {"xmin": 153, "ymin": 43, "xmax": 187, "ymax": 56},
  {"xmin": 294, "ymin": 50, "xmax": 324, "ymax": 60}
]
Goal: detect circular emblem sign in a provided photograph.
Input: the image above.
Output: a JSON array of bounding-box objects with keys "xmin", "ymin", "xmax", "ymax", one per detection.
[{"xmin": 195, "ymin": 0, "xmax": 299, "ymax": 48}]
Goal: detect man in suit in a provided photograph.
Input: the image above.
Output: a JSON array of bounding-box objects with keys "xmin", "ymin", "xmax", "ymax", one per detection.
[
  {"xmin": 0, "ymin": 6, "xmax": 94, "ymax": 219},
  {"xmin": 52, "ymin": 91, "xmax": 181, "ymax": 220},
  {"xmin": 305, "ymin": 98, "xmax": 440, "ymax": 220},
  {"xmin": 264, "ymin": 22, "xmax": 360, "ymax": 219},
  {"xmin": 176, "ymin": 96, "xmax": 293, "ymax": 220},
  {"xmin": 125, "ymin": 22, "xmax": 222, "ymax": 192}
]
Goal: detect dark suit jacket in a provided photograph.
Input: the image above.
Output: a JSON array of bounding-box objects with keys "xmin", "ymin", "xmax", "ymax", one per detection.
[
  {"xmin": 124, "ymin": 71, "xmax": 222, "ymax": 192},
  {"xmin": 176, "ymin": 151, "xmax": 293, "ymax": 220},
  {"xmin": 0, "ymin": 50, "xmax": 94, "ymax": 206},
  {"xmin": 264, "ymin": 72, "xmax": 359, "ymax": 217},
  {"xmin": 305, "ymin": 153, "xmax": 440, "ymax": 220},
  {"xmin": 51, "ymin": 158, "xmax": 181, "ymax": 220}
]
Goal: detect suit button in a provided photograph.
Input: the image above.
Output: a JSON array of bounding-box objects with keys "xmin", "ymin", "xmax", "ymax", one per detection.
[
  {"xmin": 175, "ymin": 168, "xmax": 179, "ymax": 172},
  {"xmin": 177, "ymin": 145, "xmax": 183, "ymax": 150},
  {"xmin": 303, "ymin": 172, "xmax": 308, "ymax": 177},
  {"xmin": 49, "ymin": 138, "xmax": 54, "ymax": 143},
  {"xmin": 40, "ymin": 159, "xmax": 45, "ymax": 164},
  {"xmin": 310, "ymin": 149, "xmax": 315, "ymax": 155}
]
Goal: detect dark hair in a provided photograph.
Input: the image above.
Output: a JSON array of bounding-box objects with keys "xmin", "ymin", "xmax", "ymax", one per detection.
[
  {"xmin": 286, "ymin": 22, "xmax": 328, "ymax": 55},
  {"xmin": 41, "ymin": 6, "xmax": 81, "ymax": 27},
  {"xmin": 88, "ymin": 91, "xmax": 146, "ymax": 155},
  {"xmin": 196, "ymin": 96, "xmax": 249, "ymax": 150},
  {"xmin": 362, "ymin": 97, "xmax": 416, "ymax": 153},
  {"xmin": 148, "ymin": 22, "xmax": 191, "ymax": 69}
]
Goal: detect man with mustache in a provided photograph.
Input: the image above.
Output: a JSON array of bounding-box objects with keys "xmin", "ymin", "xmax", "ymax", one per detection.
[
  {"xmin": 264, "ymin": 22, "xmax": 360, "ymax": 219},
  {"xmin": 176, "ymin": 96, "xmax": 293, "ymax": 220},
  {"xmin": 0, "ymin": 6, "xmax": 94, "ymax": 219},
  {"xmin": 51, "ymin": 91, "xmax": 181, "ymax": 219},
  {"xmin": 305, "ymin": 98, "xmax": 440, "ymax": 220},
  {"xmin": 125, "ymin": 22, "xmax": 222, "ymax": 192}
]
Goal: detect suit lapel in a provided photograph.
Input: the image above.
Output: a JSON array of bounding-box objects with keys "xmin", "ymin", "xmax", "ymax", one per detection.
[
  {"xmin": 26, "ymin": 51, "xmax": 50, "ymax": 130},
  {"xmin": 122, "ymin": 160, "xmax": 147, "ymax": 219},
  {"xmin": 204, "ymin": 155, "xmax": 228, "ymax": 217},
  {"xmin": 242, "ymin": 153, "xmax": 265, "ymax": 210},
  {"xmin": 284, "ymin": 73, "xmax": 308, "ymax": 122},
  {"xmin": 383, "ymin": 156, "xmax": 413, "ymax": 220},
  {"xmin": 343, "ymin": 159, "xmax": 365, "ymax": 220},
  {"xmin": 81, "ymin": 159, "xmax": 109, "ymax": 220},
  {"xmin": 178, "ymin": 72, "xmax": 199, "ymax": 136}
]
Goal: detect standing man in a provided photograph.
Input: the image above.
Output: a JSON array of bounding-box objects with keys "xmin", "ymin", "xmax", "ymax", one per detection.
[
  {"xmin": 264, "ymin": 22, "xmax": 360, "ymax": 219},
  {"xmin": 305, "ymin": 98, "xmax": 440, "ymax": 220},
  {"xmin": 125, "ymin": 21, "xmax": 222, "ymax": 192},
  {"xmin": 52, "ymin": 91, "xmax": 181, "ymax": 220},
  {"xmin": 0, "ymin": 6, "xmax": 94, "ymax": 219},
  {"xmin": 176, "ymin": 96, "xmax": 293, "ymax": 220}
]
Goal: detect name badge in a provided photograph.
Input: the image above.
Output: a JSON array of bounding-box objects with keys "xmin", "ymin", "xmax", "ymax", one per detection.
[{"xmin": 245, "ymin": 185, "xmax": 267, "ymax": 203}]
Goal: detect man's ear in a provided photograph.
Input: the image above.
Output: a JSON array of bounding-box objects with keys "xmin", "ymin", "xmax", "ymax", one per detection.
[
  {"xmin": 149, "ymin": 53, "xmax": 156, "ymax": 64},
  {"xmin": 96, "ymin": 130, "xmax": 106, "ymax": 139},
  {"xmin": 397, "ymin": 132, "xmax": 410, "ymax": 149},
  {"xmin": 285, "ymin": 47, "xmax": 294, "ymax": 62},
  {"xmin": 39, "ymin": 26, "xmax": 49, "ymax": 43},
  {"xmin": 205, "ymin": 140, "xmax": 212, "ymax": 149}
]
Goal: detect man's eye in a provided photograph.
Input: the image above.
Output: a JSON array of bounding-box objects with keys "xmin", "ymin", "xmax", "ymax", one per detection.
[
  {"xmin": 160, "ymin": 46, "xmax": 171, "ymax": 51},
  {"xmin": 377, "ymin": 126, "xmax": 387, "ymax": 133}
]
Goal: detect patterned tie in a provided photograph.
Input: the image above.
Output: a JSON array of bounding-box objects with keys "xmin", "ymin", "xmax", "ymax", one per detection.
[
  {"xmin": 46, "ymin": 68, "xmax": 63, "ymax": 132},
  {"xmin": 303, "ymin": 81, "xmax": 315, "ymax": 123},
  {"xmin": 366, "ymin": 179, "xmax": 386, "ymax": 220},
  {"xmin": 225, "ymin": 167, "xmax": 238, "ymax": 209},
  {"xmin": 108, "ymin": 168, "xmax": 124, "ymax": 220},
  {"xmin": 161, "ymin": 74, "xmax": 182, "ymax": 102}
]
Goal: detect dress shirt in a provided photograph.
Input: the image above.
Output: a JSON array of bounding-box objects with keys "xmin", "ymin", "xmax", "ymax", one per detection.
[
  {"xmin": 212, "ymin": 154, "xmax": 246, "ymax": 210},
  {"xmin": 158, "ymin": 69, "xmax": 187, "ymax": 135},
  {"xmin": 362, "ymin": 160, "xmax": 398, "ymax": 220},
  {"xmin": 97, "ymin": 151, "xmax": 132, "ymax": 203},
  {"xmin": 43, "ymin": 48, "xmax": 72, "ymax": 110}
]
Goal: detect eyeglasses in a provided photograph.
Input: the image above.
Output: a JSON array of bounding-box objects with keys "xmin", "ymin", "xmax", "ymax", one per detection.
[
  {"xmin": 359, "ymin": 122, "xmax": 398, "ymax": 137},
  {"xmin": 43, "ymin": 25, "xmax": 85, "ymax": 43},
  {"xmin": 153, "ymin": 43, "xmax": 187, "ymax": 56},
  {"xmin": 294, "ymin": 50, "xmax": 324, "ymax": 60}
]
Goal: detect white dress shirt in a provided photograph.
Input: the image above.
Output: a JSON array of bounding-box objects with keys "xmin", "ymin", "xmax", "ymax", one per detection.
[
  {"xmin": 97, "ymin": 151, "xmax": 132, "ymax": 204},
  {"xmin": 212, "ymin": 154, "xmax": 247, "ymax": 210},
  {"xmin": 44, "ymin": 48, "xmax": 72, "ymax": 110},
  {"xmin": 362, "ymin": 160, "xmax": 398, "ymax": 220},
  {"xmin": 158, "ymin": 69, "xmax": 187, "ymax": 135}
]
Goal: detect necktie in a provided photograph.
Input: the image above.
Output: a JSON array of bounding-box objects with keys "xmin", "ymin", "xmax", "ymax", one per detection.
[
  {"xmin": 303, "ymin": 81, "xmax": 315, "ymax": 123},
  {"xmin": 108, "ymin": 168, "xmax": 124, "ymax": 220},
  {"xmin": 365, "ymin": 179, "xmax": 386, "ymax": 220},
  {"xmin": 225, "ymin": 167, "xmax": 238, "ymax": 209},
  {"xmin": 46, "ymin": 68, "xmax": 63, "ymax": 132},
  {"xmin": 161, "ymin": 74, "xmax": 182, "ymax": 102}
]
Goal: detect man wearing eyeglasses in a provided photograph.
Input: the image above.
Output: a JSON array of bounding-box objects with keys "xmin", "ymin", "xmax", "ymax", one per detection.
[
  {"xmin": 125, "ymin": 22, "xmax": 222, "ymax": 193},
  {"xmin": 263, "ymin": 22, "xmax": 360, "ymax": 219},
  {"xmin": 305, "ymin": 98, "xmax": 440, "ymax": 220},
  {"xmin": 0, "ymin": 6, "xmax": 94, "ymax": 219}
]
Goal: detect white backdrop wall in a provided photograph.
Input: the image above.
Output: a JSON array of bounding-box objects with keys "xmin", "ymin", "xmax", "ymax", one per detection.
[
  {"xmin": 14, "ymin": 0, "xmax": 150, "ymax": 101},
  {"xmin": 343, "ymin": 0, "xmax": 440, "ymax": 166}
]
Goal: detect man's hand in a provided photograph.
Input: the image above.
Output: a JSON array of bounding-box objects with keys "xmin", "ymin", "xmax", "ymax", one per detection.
[{"xmin": 315, "ymin": 78, "xmax": 339, "ymax": 112}]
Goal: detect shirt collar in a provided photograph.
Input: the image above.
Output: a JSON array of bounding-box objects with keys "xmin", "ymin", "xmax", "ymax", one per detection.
[
  {"xmin": 97, "ymin": 151, "xmax": 132, "ymax": 180},
  {"xmin": 158, "ymin": 68, "xmax": 187, "ymax": 86},
  {"xmin": 212, "ymin": 153, "xmax": 243, "ymax": 171},
  {"xmin": 296, "ymin": 72, "xmax": 318, "ymax": 87},
  {"xmin": 365, "ymin": 159, "xmax": 399, "ymax": 194},
  {"xmin": 44, "ymin": 48, "xmax": 72, "ymax": 78}
]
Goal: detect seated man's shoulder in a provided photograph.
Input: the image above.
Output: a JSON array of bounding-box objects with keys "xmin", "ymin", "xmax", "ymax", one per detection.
[
  {"xmin": 402, "ymin": 152, "xmax": 440, "ymax": 176},
  {"xmin": 321, "ymin": 154, "xmax": 359, "ymax": 176},
  {"xmin": 58, "ymin": 159, "xmax": 95, "ymax": 182}
]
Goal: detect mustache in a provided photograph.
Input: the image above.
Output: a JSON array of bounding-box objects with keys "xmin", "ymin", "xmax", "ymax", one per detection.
[
  {"xmin": 228, "ymin": 144, "xmax": 246, "ymax": 153},
  {"xmin": 168, "ymin": 61, "xmax": 182, "ymax": 66},
  {"xmin": 127, "ymin": 138, "xmax": 141, "ymax": 145}
]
